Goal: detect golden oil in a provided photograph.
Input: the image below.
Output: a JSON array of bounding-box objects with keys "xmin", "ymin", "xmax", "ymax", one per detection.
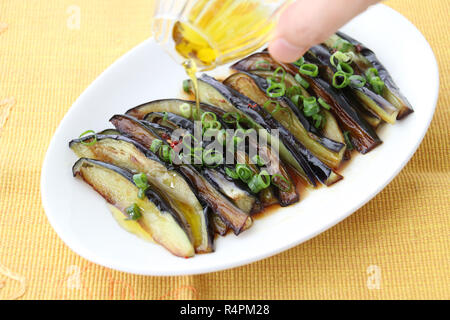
[
  {"xmin": 182, "ymin": 59, "xmax": 201, "ymax": 119},
  {"xmin": 173, "ymin": 0, "xmax": 277, "ymax": 68}
]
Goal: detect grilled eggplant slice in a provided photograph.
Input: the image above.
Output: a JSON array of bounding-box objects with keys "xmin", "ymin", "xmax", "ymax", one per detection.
[
  {"xmin": 184, "ymin": 76, "xmax": 312, "ymax": 183},
  {"xmin": 69, "ymin": 134, "xmax": 213, "ymax": 253},
  {"xmin": 194, "ymin": 74, "xmax": 343, "ymax": 186},
  {"xmin": 72, "ymin": 158, "xmax": 194, "ymax": 258},
  {"xmin": 126, "ymin": 99, "xmax": 218, "ymax": 120},
  {"xmin": 109, "ymin": 115, "xmax": 252, "ymax": 234},
  {"xmin": 142, "ymin": 114, "xmax": 264, "ymax": 213},
  {"xmin": 223, "ymin": 71, "xmax": 345, "ymax": 169},
  {"xmin": 307, "ymin": 46, "xmax": 399, "ymax": 124},
  {"xmin": 324, "ymin": 32, "xmax": 413, "ymax": 119},
  {"xmin": 232, "ymin": 52, "xmax": 381, "ymax": 154}
]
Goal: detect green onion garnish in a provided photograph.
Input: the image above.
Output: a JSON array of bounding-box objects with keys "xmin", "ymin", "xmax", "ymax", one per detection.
[
  {"xmin": 294, "ymin": 73, "xmax": 310, "ymax": 89},
  {"xmin": 286, "ymin": 86, "xmax": 303, "ymax": 98},
  {"xmin": 365, "ymin": 69, "xmax": 385, "ymax": 95},
  {"xmin": 330, "ymin": 51, "xmax": 350, "ymax": 67},
  {"xmin": 293, "ymin": 57, "xmax": 305, "ymax": 67},
  {"xmin": 343, "ymin": 131, "xmax": 354, "ymax": 150},
  {"xmin": 303, "ymin": 97, "xmax": 320, "ymax": 117},
  {"xmin": 225, "ymin": 167, "xmax": 239, "ymax": 179},
  {"xmin": 179, "ymin": 103, "xmax": 191, "ymax": 118},
  {"xmin": 248, "ymin": 170, "xmax": 271, "ymax": 194},
  {"xmin": 337, "ymin": 62, "xmax": 354, "ymax": 76},
  {"xmin": 182, "ymin": 80, "xmax": 190, "ymax": 94},
  {"xmin": 291, "ymin": 95, "xmax": 303, "ymax": 108},
  {"xmin": 318, "ymin": 98, "xmax": 331, "ymax": 110},
  {"xmin": 159, "ymin": 145, "xmax": 173, "ymax": 163},
  {"xmin": 266, "ymin": 82, "xmax": 286, "ymax": 98},
  {"xmin": 332, "ymin": 71, "xmax": 350, "ymax": 89},
  {"xmin": 202, "ymin": 149, "xmax": 223, "ymax": 167},
  {"xmin": 254, "ymin": 60, "xmax": 271, "ymax": 71},
  {"xmin": 79, "ymin": 130, "xmax": 97, "ymax": 146},
  {"xmin": 150, "ymin": 139, "xmax": 162, "ymax": 153},
  {"xmin": 312, "ymin": 113, "xmax": 324, "ymax": 129},
  {"xmin": 125, "ymin": 203, "xmax": 142, "ymax": 220},
  {"xmin": 251, "ymin": 155, "xmax": 266, "ymax": 166},
  {"xmin": 222, "ymin": 112, "xmax": 240, "ymax": 124},
  {"xmin": 299, "ymin": 63, "xmax": 319, "ymax": 77},
  {"xmin": 235, "ymin": 164, "xmax": 253, "ymax": 183},
  {"xmin": 272, "ymin": 67, "xmax": 286, "ymax": 83},
  {"xmin": 333, "ymin": 38, "xmax": 353, "ymax": 52},
  {"xmin": 349, "ymin": 75, "xmax": 367, "ymax": 88},
  {"xmin": 271, "ymin": 174, "xmax": 292, "ymax": 192},
  {"xmin": 162, "ymin": 112, "xmax": 168, "ymax": 121},
  {"xmin": 133, "ymin": 173, "xmax": 148, "ymax": 190}
]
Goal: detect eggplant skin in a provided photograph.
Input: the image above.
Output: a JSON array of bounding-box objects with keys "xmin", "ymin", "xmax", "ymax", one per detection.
[
  {"xmin": 109, "ymin": 114, "xmax": 252, "ymax": 235},
  {"xmin": 69, "ymin": 134, "xmax": 214, "ymax": 253},
  {"xmin": 72, "ymin": 158, "xmax": 194, "ymax": 258}
]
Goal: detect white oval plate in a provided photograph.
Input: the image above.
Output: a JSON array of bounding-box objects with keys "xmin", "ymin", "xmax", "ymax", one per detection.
[{"xmin": 41, "ymin": 4, "xmax": 438, "ymax": 276}]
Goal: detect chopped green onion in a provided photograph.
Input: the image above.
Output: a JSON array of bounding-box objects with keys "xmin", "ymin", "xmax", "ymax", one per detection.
[
  {"xmin": 349, "ymin": 75, "xmax": 367, "ymax": 88},
  {"xmin": 162, "ymin": 112, "xmax": 168, "ymax": 121},
  {"xmin": 303, "ymin": 97, "xmax": 320, "ymax": 117},
  {"xmin": 225, "ymin": 167, "xmax": 239, "ymax": 179},
  {"xmin": 201, "ymin": 111, "xmax": 217, "ymax": 123},
  {"xmin": 337, "ymin": 62, "xmax": 354, "ymax": 76},
  {"xmin": 330, "ymin": 51, "xmax": 352, "ymax": 67},
  {"xmin": 365, "ymin": 68, "xmax": 384, "ymax": 94},
  {"xmin": 293, "ymin": 57, "xmax": 305, "ymax": 67},
  {"xmin": 133, "ymin": 173, "xmax": 148, "ymax": 190},
  {"xmin": 318, "ymin": 98, "xmax": 331, "ymax": 110},
  {"xmin": 159, "ymin": 145, "xmax": 173, "ymax": 163},
  {"xmin": 272, "ymin": 67, "xmax": 286, "ymax": 83},
  {"xmin": 248, "ymin": 170, "xmax": 271, "ymax": 194},
  {"xmin": 294, "ymin": 73, "xmax": 310, "ymax": 89},
  {"xmin": 286, "ymin": 86, "xmax": 303, "ymax": 98},
  {"xmin": 235, "ymin": 164, "xmax": 253, "ymax": 183},
  {"xmin": 332, "ymin": 71, "xmax": 350, "ymax": 89},
  {"xmin": 271, "ymin": 174, "xmax": 292, "ymax": 192},
  {"xmin": 216, "ymin": 129, "xmax": 227, "ymax": 146},
  {"xmin": 222, "ymin": 112, "xmax": 240, "ymax": 124},
  {"xmin": 202, "ymin": 149, "xmax": 223, "ymax": 167},
  {"xmin": 299, "ymin": 63, "xmax": 319, "ymax": 77},
  {"xmin": 251, "ymin": 155, "xmax": 266, "ymax": 166},
  {"xmin": 150, "ymin": 139, "xmax": 162, "ymax": 153},
  {"xmin": 333, "ymin": 38, "xmax": 353, "ymax": 52},
  {"xmin": 266, "ymin": 82, "xmax": 286, "ymax": 98},
  {"xmin": 182, "ymin": 80, "xmax": 190, "ymax": 93},
  {"xmin": 79, "ymin": 130, "xmax": 97, "ymax": 146},
  {"xmin": 343, "ymin": 131, "xmax": 354, "ymax": 150},
  {"xmin": 254, "ymin": 60, "xmax": 271, "ymax": 71},
  {"xmin": 179, "ymin": 103, "xmax": 191, "ymax": 118},
  {"xmin": 291, "ymin": 94, "xmax": 303, "ymax": 107},
  {"xmin": 312, "ymin": 113, "xmax": 324, "ymax": 129},
  {"xmin": 365, "ymin": 68, "xmax": 379, "ymax": 79},
  {"xmin": 125, "ymin": 203, "xmax": 142, "ymax": 220}
]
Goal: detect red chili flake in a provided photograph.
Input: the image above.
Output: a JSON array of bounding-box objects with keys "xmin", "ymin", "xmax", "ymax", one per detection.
[
  {"xmin": 248, "ymin": 103, "xmax": 257, "ymax": 109},
  {"xmin": 173, "ymin": 140, "xmax": 180, "ymax": 145},
  {"xmin": 220, "ymin": 99, "xmax": 226, "ymax": 103},
  {"xmin": 355, "ymin": 44, "xmax": 362, "ymax": 53}
]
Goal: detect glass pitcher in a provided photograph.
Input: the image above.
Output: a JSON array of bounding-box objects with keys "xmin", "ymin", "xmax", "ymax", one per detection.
[{"xmin": 152, "ymin": 0, "xmax": 291, "ymax": 70}]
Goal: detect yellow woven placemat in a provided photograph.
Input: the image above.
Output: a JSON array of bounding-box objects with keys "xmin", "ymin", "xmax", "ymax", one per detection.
[{"xmin": 0, "ymin": 0, "xmax": 448, "ymax": 300}]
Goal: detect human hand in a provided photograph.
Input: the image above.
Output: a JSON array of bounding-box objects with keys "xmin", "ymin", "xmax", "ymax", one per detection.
[{"xmin": 269, "ymin": 0, "xmax": 380, "ymax": 62}]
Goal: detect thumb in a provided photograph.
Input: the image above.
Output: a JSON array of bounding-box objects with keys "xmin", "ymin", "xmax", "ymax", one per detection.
[{"xmin": 269, "ymin": 0, "xmax": 379, "ymax": 62}]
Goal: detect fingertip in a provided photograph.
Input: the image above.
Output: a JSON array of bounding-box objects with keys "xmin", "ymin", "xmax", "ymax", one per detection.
[{"xmin": 268, "ymin": 38, "xmax": 307, "ymax": 63}]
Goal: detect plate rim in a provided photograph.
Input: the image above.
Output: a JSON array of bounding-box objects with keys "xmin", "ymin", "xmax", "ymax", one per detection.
[{"xmin": 40, "ymin": 4, "xmax": 440, "ymax": 276}]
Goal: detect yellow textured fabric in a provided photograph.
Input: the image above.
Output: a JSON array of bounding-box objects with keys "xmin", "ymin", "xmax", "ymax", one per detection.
[{"xmin": 0, "ymin": 0, "xmax": 448, "ymax": 300}]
